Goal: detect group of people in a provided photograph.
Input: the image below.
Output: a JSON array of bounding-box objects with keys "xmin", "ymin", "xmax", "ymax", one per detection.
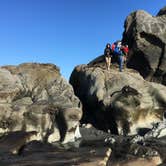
[{"xmin": 104, "ymin": 41, "xmax": 129, "ymax": 71}]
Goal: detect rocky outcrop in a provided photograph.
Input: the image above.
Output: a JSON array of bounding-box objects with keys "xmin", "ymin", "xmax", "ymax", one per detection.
[
  {"xmin": 123, "ymin": 6, "xmax": 166, "ymax": 85},
  {"xmin": 0, "ymin": 63, "xmax": 82, "ymax": 144},
  {"xmin": 0, "ymin": 126, "xmax": 114, "ymax": 165},
  {"xmin": 0, "ymin": 126, "xmax": 166, "ymax": 166},
  {"xmin": 70, "ymin": 62, "xmax": 166, "ymax": 136}
]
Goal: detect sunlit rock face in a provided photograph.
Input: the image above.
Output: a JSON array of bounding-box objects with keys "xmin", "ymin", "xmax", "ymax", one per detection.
[
  {"xmin": 70, "ymin": 60, "xmax": 166, "ymax": 135},
  {"xmin": 0, "ymin": 63, "xmax": 82, "ymax": 143},
  {"xmin": 123, "ymin": 6, "xmax": 166, "ymax": 85}
]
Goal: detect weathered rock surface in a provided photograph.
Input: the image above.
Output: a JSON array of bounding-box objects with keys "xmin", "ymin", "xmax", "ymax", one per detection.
[
  {"xmin": 0, "ymin": 63, "xmax": 82, "ymax": 144},
  {"xmin": 70, "ymin": 61, "xmax": 166, "ymax": 136},
  {"xmin": 0, "ymin": 126, "xmax": 166, "ymax": 166},
  {"xmin": 1, "ymin": 5, "xmax": 166, "ymax": 166},
  {"xmin": 0, "ymin": 127, "xmax": 113, "ymax": 166},
  {"xmin": 123, "ymin": 6, "xmax": 166, "ymax": 85}
]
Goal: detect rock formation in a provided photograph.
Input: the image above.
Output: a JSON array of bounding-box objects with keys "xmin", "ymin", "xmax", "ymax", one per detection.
[
  {"xmin": 1, "ymin": 6, "xmax": 166, "ymax": 166},
  {"xmin": 123, "ymin": 6, "xmax": 166, "ymax": 85},
  {"xmin": 0, "ymin": 126, "xmax": 166, "ymax": 165},
  {"xmin": 70, "ymin": 59, "xmax": 166, "ymax": 136},
  {"xmin": 0, "ymin": 63, "xmax": 82, "ymax": 144}
]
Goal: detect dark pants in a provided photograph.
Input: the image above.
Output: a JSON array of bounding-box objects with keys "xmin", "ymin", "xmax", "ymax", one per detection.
[{"xmin": 119, "ymin": 55, "xmax": 124, "ymax": 72}]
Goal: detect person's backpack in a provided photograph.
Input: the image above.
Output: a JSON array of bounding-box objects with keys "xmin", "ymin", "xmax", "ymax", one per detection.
[{"xmin": 111, "ymin": 43, "xmax": 116, "ymax": 51}]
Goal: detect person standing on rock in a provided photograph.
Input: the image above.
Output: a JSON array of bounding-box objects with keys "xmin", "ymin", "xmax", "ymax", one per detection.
[
  {"xmin": 114, "ymin": 41, "xmax": 124, "ymax": 72},
  {"xmin": 104, "ymin": 43, "xmax": 112, "ymax": 70},
  {"xmin": 121, "ymin": 44, "xmax": 129, "ymax": 64}
]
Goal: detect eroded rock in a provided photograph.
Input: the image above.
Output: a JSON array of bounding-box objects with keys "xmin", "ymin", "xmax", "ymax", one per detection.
[
  {"xmin": 70, "ymin": 62, "xmax": 166, "ymax": 136},
  {"xmin": 123, "ymin": 6, "xmax": 166, "ymax": 85},
  {"xmin": 0, "ymin": 63, "xmax": 82, "ymax": 144}
]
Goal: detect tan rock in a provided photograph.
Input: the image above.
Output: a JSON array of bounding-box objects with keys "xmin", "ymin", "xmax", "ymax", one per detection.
[
  {"xmin": 70, "ymin": 63, "xmax": 166, "ymax": 136},
  {"xmin": 0, "ymin": 63, "xmax": 82, "ymax": 144}
]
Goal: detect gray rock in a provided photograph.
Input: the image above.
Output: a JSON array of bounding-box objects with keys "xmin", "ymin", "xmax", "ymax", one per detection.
[
  {"xmin": 70, "ymin": 63, "xmax": 166, "ymax": 136},
  {"xmin": 0, "ymin": 63, "xmax": 82, "ymax": 144},
  {"xmin": 123, "ymin": 6, "xmax": 166, "ymax": 85}
]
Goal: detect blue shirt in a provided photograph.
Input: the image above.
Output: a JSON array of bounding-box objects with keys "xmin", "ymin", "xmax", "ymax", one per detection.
[{"xmin": 114, "ymin": 46, "xmax": 122, "ymax": 55}]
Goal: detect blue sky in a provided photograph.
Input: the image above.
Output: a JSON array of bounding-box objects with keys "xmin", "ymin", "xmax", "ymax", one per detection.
[{"xmin": 0, "ymin": 0, "xmax": 166, "ymax": 80}]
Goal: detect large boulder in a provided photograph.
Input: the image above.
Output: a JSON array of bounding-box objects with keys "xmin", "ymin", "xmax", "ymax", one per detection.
[
  {"xmin": 0, "ymin": 63, "xmax": 82, "ymax": 144},
  {"xmin": 70, "ymin": 62, "xmax": 166, "ymax": 135},
  {"xmin": 123, "ymin": 6, "xmax": 166, "ymax": 85}
]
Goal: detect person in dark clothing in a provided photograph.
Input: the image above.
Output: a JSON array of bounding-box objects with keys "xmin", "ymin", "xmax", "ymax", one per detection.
[{"xmin": 104, "ymin": 43, "xmax": 112, "ymax": 70}]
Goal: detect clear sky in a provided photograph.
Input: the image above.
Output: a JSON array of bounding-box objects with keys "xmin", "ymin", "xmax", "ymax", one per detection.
[{"xmin": 0, "ymin": 0, "xmax": 166, "ymax": 80}]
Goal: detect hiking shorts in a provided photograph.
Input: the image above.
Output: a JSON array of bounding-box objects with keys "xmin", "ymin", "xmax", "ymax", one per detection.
[{"xmin": 105, "ymin": 52, "xmax": 112, "ymax": 58}]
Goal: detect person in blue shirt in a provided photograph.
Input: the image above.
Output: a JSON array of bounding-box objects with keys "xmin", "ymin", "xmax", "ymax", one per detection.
[{"xmin": 113, "ymin": 41, "xmax": 124, "ymax": 72}]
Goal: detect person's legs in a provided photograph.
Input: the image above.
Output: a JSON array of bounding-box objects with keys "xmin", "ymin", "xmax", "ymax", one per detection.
[
  {"xmin": 123, "ymin": 55, "xmax": 126, "ymax": 64},
  {"xmin": 119, "ymin": 55, "xmax": 124, "ymax": 72},
  {"xmin": 123, "ymin": 53, "xmax": 127, "ymax": 64},
  {"xmin": 105, "ymin": 56, "xmax": 108, "ymax": 69},
  {"xmin": 107, "ymin": 57, "xmax": 111, "ymax": 70},
  {"xmin": 105, "ymin": 56, "xmax": 110, "ymax": 70}
]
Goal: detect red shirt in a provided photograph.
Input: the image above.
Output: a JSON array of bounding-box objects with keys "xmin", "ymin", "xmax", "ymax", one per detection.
[
  {"xmin": 111, "ymin": 44, "xmax": 115, "ymax": 51},
  {"xmin": 123, "ymin": 46, "xmax": 129, "ymax": 54}
]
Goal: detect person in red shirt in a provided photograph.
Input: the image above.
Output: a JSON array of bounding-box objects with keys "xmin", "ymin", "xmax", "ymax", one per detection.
[
  {"xmin": 122, "ymin": 45, "xmax": 129, "ymax": 54},
  {"xmin": 121, "ymin": 44, "xmax": 129, "ymax": 63}
]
